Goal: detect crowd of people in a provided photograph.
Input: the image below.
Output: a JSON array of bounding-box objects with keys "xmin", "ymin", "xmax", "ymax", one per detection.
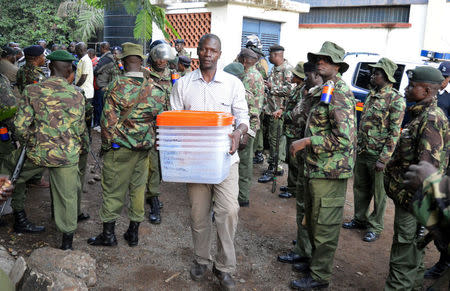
[{"xmin": 0, "ymin": 33, "xmax": 449, "ymax": 290}]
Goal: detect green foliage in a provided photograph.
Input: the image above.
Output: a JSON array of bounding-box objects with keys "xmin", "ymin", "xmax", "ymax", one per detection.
[{"xmin": 0, "ymin": 0, "xmax": 77, "ymax": 47}]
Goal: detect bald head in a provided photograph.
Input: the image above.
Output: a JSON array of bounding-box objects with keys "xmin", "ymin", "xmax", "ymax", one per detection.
[{"xmin": 75, "ymin": 42, "xmax": 87, "ymax": 57}]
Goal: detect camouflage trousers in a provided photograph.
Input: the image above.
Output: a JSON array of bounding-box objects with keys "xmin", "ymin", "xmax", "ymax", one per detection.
[
  {"xmin": 146, "ymin": 147, "xmax": 160, "ymax": 199},
  {"xmin": 293, "ymin": 153, "xmax": 312, "ymax": 259},
  {"xmin": 353, "ymin": 153, "xmax": 387, "ymax": 234},
  {"xmin": 305, "ymin": 178, "xmax": 347, "ymax": 282},
  {"xmin": 385, "ymin": 205, "xmax": 425, "ymax": 291},
  {"xmin": 100, "ymin": 148, "xmax": 149, "ymax": 223},
  {"xmin": 267, "ymin": 117, "xmax": 286, "ymax": 165},
  {"xmin": 77, "ymin": 152, "xmax": 88, "ymax": 216},
  {"xmin": 254, "ymin": 113, "xmax": 266, "ymax": 152},
  {"xmin": 286, "ymin": 137, "xmax": 298, "ymax": 195},
  {"xmin": 0, "ymin": 140, "xmax": 15, "ymax": 175},
  {"xmin": 238, "ymin": 136, "xmax": 254, "ymax": 202}
]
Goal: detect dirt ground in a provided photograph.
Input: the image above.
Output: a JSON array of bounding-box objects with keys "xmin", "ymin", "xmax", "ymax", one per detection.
[{"xmin": 0, "ymin": 131, "xmax": 440, "ymax": 290}]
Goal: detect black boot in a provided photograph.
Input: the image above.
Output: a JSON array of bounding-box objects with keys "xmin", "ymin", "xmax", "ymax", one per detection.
[
  {"xmin": 149, "ymin": 197, "xmax": 161, "ymax": 224},
  {"xmin": 253, "ymin": 151, "xmax": 264, "ymax": 164},
  {"xmin": 87, "ymin": 221, "xmax": 118, "ymax": 246},
  {"xmin": 13, "ymin": 210, "xmax": 45, "ymax": 233},
  {"xmin": 60, "ymin": 233, "xmax": 73, "ymax": 250},
  {"xmin": 123, "ymin": 221, "xmax": 140, "ymax": 247}
]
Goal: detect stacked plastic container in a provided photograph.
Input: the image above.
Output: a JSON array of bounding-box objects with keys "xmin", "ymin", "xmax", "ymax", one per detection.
[{"xmin": 156, "ymin": 111, "xmax": 234, "ymax": 184}]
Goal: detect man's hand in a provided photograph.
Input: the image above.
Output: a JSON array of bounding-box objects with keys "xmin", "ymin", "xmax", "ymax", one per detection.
[
  {"xmin": 289, "ymin": 138, "xmax": 311, "ymax": 157},
  {"xmin": 273, "ymin": 109, "xmax": 283, "ymax": 119},
  {"xmin": 404, "ymin": 161, "xmax": 438, "ymax": 191},
  {"xmin": 375, "ymin": 161, "xmax": 386, "ymax": 172},
  {"xmin": 229, "ymin": 130, "xmax": 242, "ymax": 155},
  {"xmin": 238, "ymin": 134, "xmax": 249, "ymax": 151},
  {"xmin": 0, "ymin": 176, "xmax": 13, "ymax": 202},
  {"xmin": 265, "ymin": 80, "xmax": 272, "ymax": 90}
]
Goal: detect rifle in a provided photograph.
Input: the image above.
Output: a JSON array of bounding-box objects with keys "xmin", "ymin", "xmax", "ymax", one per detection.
[
  {"xmin": 0, "ymin": 145, "xmax": 27, "ymax": 216},
  {"xmin": 272, "ymin": 121, "xmax": 281, "ymax": 193}
]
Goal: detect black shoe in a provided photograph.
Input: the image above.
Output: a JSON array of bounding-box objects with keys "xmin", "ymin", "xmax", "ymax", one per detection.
[
  {"xmin": 123, "ymin": 221, "xmax": 140, "ymax": 247},
  {"xmin": 190, "ymin": 260, "xmax": 207, "ymax": 281},
  {"xmin": 149, "ymin": 197, "xmax": 161, "ymax": 224},
  {"xmin": 280, "ymin": 186, "xmax": 288, "ymax": 192},
  {"xmin": 60, "ymin": 233, "xmax": 73, "ymax": 250},
  {"xmin": 279, "ymin": 192, "xmax": 293, "ymax": 199},
  {"xmin": 277, "ymin": 252, "xmax": 309, "ymax": 264},
  {"xmin": 258, "ymin": 172, "xmax": 273, "ymax": 183},
  {"xmin": 212, "ymin": 264, "xmax": 236, "ymax": 290},
  {"xmin": 342, "ymin": 219, "xmax": 366, "ymax": 230},
  {"xmin": 275, "ymin": 168, "xmax": 284, "ymax": 176},
  {"xmin": 146, "ymin": 197, "xmax": 164, "ymax": 209},
  {"xmin": 253, "ymin": 151, "xmax": 264, "ymax": 164},
  {"xmin": 292, "ymin": 262, "xmax": 310, "ymax": 273},
  {"xmin": 87, "ymin": 221, "xmax": 118, "ymax": 246},
  {"xmin": 424, "ymin": 260, "xmax": 450, "ymax": 279},
  {"xmin": 13, "ymin": 210, "xmax": 45, "ymax": 233},
  {"xmin": 290, "ymin": 274, "xmax": 329, "ymax": 290},
  {"xmin": 238, "ymin": 200, "xmax": 249, "ymax": 207},
  {"xmin": 363, "ymin": 231, "xmax": 379, "ymax": 242},
  {"xmin": 77, "ymin": 212, "xmax": 90, "ymax": 222}
]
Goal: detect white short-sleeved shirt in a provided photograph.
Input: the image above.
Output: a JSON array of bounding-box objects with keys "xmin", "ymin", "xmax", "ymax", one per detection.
[
  {"xmin": 170, "ymin": 68, "xmax": 250, "ymax": 165},
  {"xmin": 75, "ymin": 54, "xmax": 94, "ymax": 99}
]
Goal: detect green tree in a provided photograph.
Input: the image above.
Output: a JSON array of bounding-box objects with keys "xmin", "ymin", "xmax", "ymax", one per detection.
[{"xmin": 0, "ymin": 0, "xmax": 77, "ymax": 47}]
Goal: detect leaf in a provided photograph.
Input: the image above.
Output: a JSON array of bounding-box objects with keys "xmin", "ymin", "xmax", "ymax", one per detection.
[{"xmin": 133, "ymin": 8, "xmax": 153, "ymax": 41}]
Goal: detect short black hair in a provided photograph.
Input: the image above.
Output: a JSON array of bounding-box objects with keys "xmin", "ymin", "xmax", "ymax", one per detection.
[{"xmin": 198, "ymin": 34, "xmax": 221, "ymax": 50}]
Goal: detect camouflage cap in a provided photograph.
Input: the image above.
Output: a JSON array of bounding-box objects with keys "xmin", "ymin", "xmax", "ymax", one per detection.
[
  {"xmin": 407, "ymin": 66, "xmax": 444, "ymax": 84},
  {"xmin": 46, "ymin": 50, "xmax": 77, "ymax": 62},
  {"xmin": 307, "ymin": 41, "xmax": 349, "ymax": 73},
  {"xmin": 291, "ymin": 61, "xmax": 305, "ymax": 79},
  {"xmin": 121, "ymin": 42, "xmax": 144, "ymax": 59},
  {"xmin": 223, "ymin": 62, "xmax": 244, "ymax": 79},
  {"xmin": 369, "ymin": 57, "xmax": 397, "ymax": 83}
]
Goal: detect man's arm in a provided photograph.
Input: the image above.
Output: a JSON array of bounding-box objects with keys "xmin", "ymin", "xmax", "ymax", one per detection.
[
  {"xmin": 169, "ymin": 80, "xmax": 184, "ymax": 110},
  {"xmin": 13, "ymin": 86, "xmax": 35, "ymax": 142},
  {"xmin": 230, "ymin": 81, "xmax": 249, "ymax": 154},
  {"xmin": 416, "ymin": 114, "xmax": 447, "ymax": 170},
  {"xmin": 100, "ymin": 80, "xmax": 121, "ymax": 150}
]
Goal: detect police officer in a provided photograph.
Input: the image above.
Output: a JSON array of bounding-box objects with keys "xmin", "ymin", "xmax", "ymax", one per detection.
[
  {"xmin": 343, "ymin": 58, "xmax": 406, "ymax": 242},
  {"xmin": 174, "ymin": 39, "xmax": 190, "ymax": 57},
  {"xmin": 145, "ymin": 40, "xmax": 175, "ymax": 224},
  {"xmin": 258, "ymin": 45, "xmax": 293, "ymax": 183},
  {"xmin": 290, "ymin": 41, "xmax": 357, "ymax": 289},
  {"xmin": 383, "ymin": 66, "xmax": 449, "ymax": 290},
  {"xmin": 16, "ymin": 45, "xmax": 46, "ymax": 94},
  {"xmin": 177, "ymin": 55, "xmax": 192, "ymax": 77},
  {"xmin": 87, "ymin": 43, "xmax": 165, "ymax": 247},
  {"xmin": 14, "ymin": 50, "xmax": 86, "ymax": 250}
]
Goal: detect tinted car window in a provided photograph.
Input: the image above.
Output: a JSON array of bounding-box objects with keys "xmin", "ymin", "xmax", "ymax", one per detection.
[{"xmin": 353, "ymin": 62, "xmax": 405, "ymax": 91}]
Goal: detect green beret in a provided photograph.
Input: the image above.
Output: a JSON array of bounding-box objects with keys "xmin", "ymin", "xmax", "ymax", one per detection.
[
  {"xmin": 407, "ymin": 66, "xmax": 444, "ymax": 84},
  {"xmin": 224, "ymin": 62, "xmax": 244, "ymax": 79},
  {"xmin": 46, "ymin": 50, "xmax": 77, "ymax": 62}
]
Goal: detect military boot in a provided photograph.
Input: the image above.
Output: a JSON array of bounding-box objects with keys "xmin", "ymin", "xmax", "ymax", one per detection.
[
  {"xmin": 253, "ymin": 151, "xmax": 264, "ymax": 164},
  {"xmin": 123, "ymin": 221, "xmax": 140, "ymax": 247},
  {"xmin": 13, "ymin": 210, "xmax": 45, "ymax": 233},
  {"xmin": 87, "ymin": 221, "xmax": 118, "ymax": 246},
  {"xmin": 258, "ymin": 164, "xmax": 274, "ymax": 183},
  {"xmin": 149, "ymin": 197, "xmax": 161, "ymax": 224},
  {"xmin": 60, "ymin": 233, "xmax": 74, "ymax": 250}
]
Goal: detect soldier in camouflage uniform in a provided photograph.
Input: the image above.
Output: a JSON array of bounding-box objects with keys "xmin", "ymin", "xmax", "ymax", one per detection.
[
  {"xmin": 343, "ymin": 58, "xmax": 406, "ymax": 243},
  {"xmin": 14, "ymin": 50, "xmax": 86, "ymax": 250},
  {"xmin": 404, "ymin": 161, "xmax": 450, "ymax": 290},
  {"xmin": 277, "ymin": 62, "xmax": 321, "ymax": 265},
  {"xmin": 87, "ymin": 43, "xmax": 165, "ymax": 248},
  {"xmin": 289, "ymin": 42, "xmax": 356, "ymax": 289},
  {"xmin": 0, "ymin": 72, "xmax": 17, "ymax": 175},
  {"xmin": 275, "ymin": 62, "xmax": 305, "ymax": 199},
  {"xmin": 258, "ymin": 44, "xmax": 293, "ymax": 183},
  {"xmin": 234, "ymin": 49, "xmax": 264, "ymax": 206},
  {"xmin": 383, "ymin": 66, "xmax": 449, "ymax": 290},
  {"xmin": 16, "ymin": 45, "xmax": 46, "ymax": 94},
  {"xmin": 144, "ymin": 41, "xmax": 175, "ymax": 224}
]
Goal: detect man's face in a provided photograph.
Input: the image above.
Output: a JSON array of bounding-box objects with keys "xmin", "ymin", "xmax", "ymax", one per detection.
[
  {"xmin": 441, "ymin": 76, "xmax": 450, "ymax": 90},
  {"xmin": 38, "ymin": 41, "xmax": 46, "ymax": 48},
  {"xmin": 175, "ymin": 43, "xmax": 184, "ymax": 53},
  {"xmin": 305, "ymin": 71, "xmax": 323, "ymax": 88},
  {"xmin": 177, "ymin": 63, "xmax": 185, "ymax": 72},
  {"xmin": 315, "ymin": 56, "xmax": 339, "ymax": 79},
  {"xmin": 269, "ymin": 51, "xmax": 282, "ymax": 65},
  {"xmin": 37, "ymin": 54, "xmax": 46, "ymax": 66},
  {"xmin": 370, "ymin": 69, "xmax": 387, "ymax": 88},
  {"xmin": 68, "ymin": 43, "xmax": 76, "ymax": 53},
  {"xmin": 153, "ymin": 59, "xmax": 168, "ymax": 71},
  {"xmin": 197, "ymin": 38, "xmax": 221, "ymax": 70},
  {"xmin": 75, "ymin": 46, "xmax": 83, "ymax": 57},
  {"xmin": 405, "ymin": 81, "xmax": 427, "ymax": 102},
  {"xmin": 112, "ymin": 50, "xmax": 121, "ymax": 61}
]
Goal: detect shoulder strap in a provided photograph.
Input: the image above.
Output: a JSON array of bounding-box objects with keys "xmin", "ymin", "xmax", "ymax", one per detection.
[{"xmin": 117, "ymin": 78, "xmax": 149, "ymax": 126}]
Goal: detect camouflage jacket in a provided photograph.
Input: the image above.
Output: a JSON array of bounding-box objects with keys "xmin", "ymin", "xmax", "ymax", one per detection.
[
  {"xmin": 357, "ymin": 85, "xmax": 406, "ymax": 164},
  {"xmin": 14, "ymin": 77, "xmax": 86, "ymax": 167},
  {"xmin": 412, "ymin": 172, "xmax": 450, "ymax": 253},
  {"xmin": 73, "ymin": 86, "xmax": 91, "ymax": 154},
  {"xmin": 16, "ymin": 63, "xmax": 46, "ymax": 93},
  {"xmin": 242, "ymin": 66, "xmax": 264, "ymax": 136},
  {"xmin": 265, "ymin": 60, "xmax": 293, "ymax": 114},
  {"xmin": 385, "ymin": 98, "xmax": 450, "ymax": 208},
  {"xmin": 292, "ymin": 85, "xmax": 322, "ymax": 140},
  {"xmin": 304, "ymin": 77, "xmax": 357, "ymax": 179},
  {"xmin": 146, "ymin": 67, "xmax": 172, "ymax": 111},
  {"xmin": 0, "ymin": 74, "xmax": 17, "ymax": 122},
  {"xmin": 101, "ymin": 75, "xmax": 165, "ymax": 151},
  {"xmin": 255, "ymin": 57, "xmax": 269, "ymax": 80},
  {"xmin": 284, "ymin": 85, "xmax": 303, "ymax": 138}
]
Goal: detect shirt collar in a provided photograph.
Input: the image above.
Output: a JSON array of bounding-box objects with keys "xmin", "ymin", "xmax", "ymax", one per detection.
[{"xmin": 192, "ymin": 68, "xmax": 225, "ymax": 83}]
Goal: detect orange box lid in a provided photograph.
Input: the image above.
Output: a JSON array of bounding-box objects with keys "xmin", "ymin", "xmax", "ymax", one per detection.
[{"xmin": 157, "ymin": 110, "xmax": 234, "ymax": 126}]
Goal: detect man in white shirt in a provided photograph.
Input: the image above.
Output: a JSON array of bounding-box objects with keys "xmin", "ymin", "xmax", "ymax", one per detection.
[
  {"xmin": 75, "ymin": 42, "xmax": 94, "ymax": 101},
  {"xmin": 170, "ymin": 34, "xmax": 249, "ymax": 291}
]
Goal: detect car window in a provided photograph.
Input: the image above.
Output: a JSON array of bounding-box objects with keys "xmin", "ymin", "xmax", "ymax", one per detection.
[{"xmin": 353, "ymin": 62, "xmax": 405, "ymax": 91}]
